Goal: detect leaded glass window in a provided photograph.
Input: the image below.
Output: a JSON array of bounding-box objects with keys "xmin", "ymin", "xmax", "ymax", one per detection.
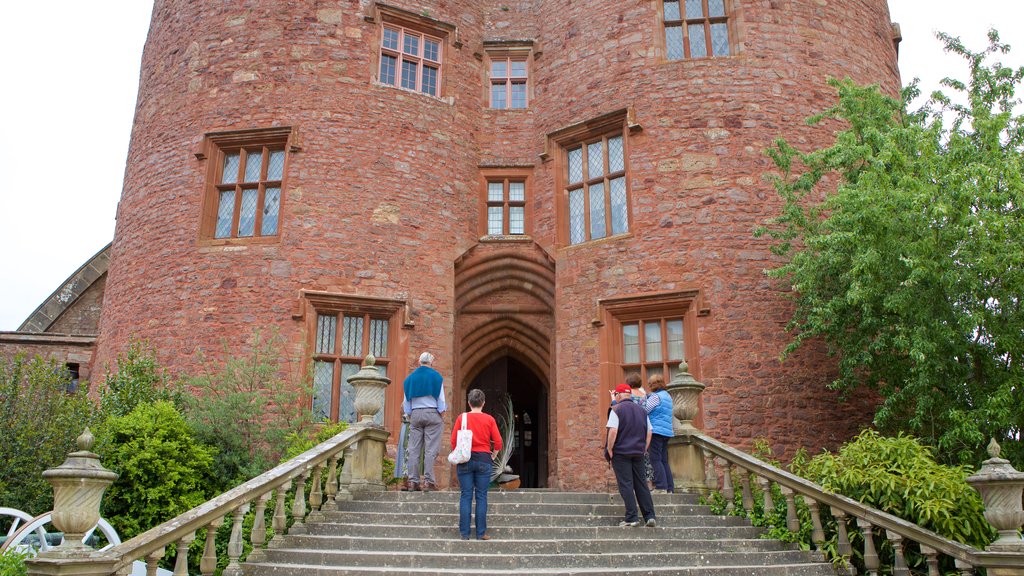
[
  {"xmin": 311, "ymin": 312, "xmax": 390, "ymax": 425},
  {"xmin": 563, "ymin": 129, "xmax": 630, "ymax": 245},
  {"xmin": 664, "ymin": 0, "xmax": 730, "ymax": 60},
  {"xmin": 214, "ymin": 144, "xmax": 286, "ymax": 239}
]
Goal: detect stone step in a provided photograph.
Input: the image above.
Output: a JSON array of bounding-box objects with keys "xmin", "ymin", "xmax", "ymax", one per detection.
[
  {"xmin": 360, "ymin": 491, "xmax": 701, "ymax": 505},
  {"xmin": 333, "ymin": 500, "xmax": 714, "ymax": 516},
  {"xmin": 318, "ymin": 510, "xmax": 749, "ymax": 528},
  {"xmin": 244, "ymin": 561, "xmax": 836, "ymax": 575},
  {"xmin": 259, "ymin": 548, "xmax": 825, "ymax": 570},
  {"xmin": 301, "ymin": 522, "xmax": 767, "ymax": 540},
  {"xmin": 282, "ymin": 534, "xmax": 797, "ymax": 555}
]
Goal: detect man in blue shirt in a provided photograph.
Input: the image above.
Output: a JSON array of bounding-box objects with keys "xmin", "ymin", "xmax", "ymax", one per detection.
[{"xmin": 403, "ymin": 351, "xmax": 446, "ymax": 492}]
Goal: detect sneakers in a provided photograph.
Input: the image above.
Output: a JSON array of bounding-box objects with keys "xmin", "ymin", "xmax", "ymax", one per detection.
[
  {"xmin": 618, "ymin": 520, "xmax": 641, "ymax": 527},
  {"xmin": 645, "ymin": 518, "xmax": 657, "ymax": 528}
]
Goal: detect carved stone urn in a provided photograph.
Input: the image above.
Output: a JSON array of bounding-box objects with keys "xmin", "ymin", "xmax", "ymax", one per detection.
[
  {"xmin": 41, "ymin": 428, "xmax": 119, "ymax": 554},
  {"xmin": 966, "ymin": 438, "xmax": 1024, "ymax": 551},
  {"xmin": 346, "ymin": 355, "xmax": 391, "ymax": 426},
  {"xmin": 665, "ymin": 361, "xmax": 706, "ymax": 434}
]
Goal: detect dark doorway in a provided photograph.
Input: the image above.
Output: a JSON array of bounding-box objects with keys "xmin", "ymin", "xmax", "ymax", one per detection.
[{"xmin": 468, "ymin": 357, "xmax": 548, "ymax": 488}]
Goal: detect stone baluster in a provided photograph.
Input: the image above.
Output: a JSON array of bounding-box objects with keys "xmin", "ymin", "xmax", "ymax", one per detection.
[
  {"xmin": 337, "ymin": 445, "xmax": 355, "ymax": 502},
  {"xmin": 702, "ymin": 449, "xmax": 717, "ymax": 491},
  {"xmin": 803, "ymin": 496, "xmax": 826, "ymax": 550},
  {"xmin": 322, "ymin": 455, "xmax": 340, "ymax": 511},
  {"xmin": 289, "ymin": 471, "xmax": 310, "ymax": 534},
  {"xmin": 740, "ymin": 471, "xmax": 754, "ymax": 514},
  {"xmin": 200, "ymin": 517, "xmax": 224, "ymax": 576},
  {"xmin": 269, "ymin": 480, "xmax": 292, "ymax": 548},
  {"xmin": 830, "ymin": 508, "xmax": 852, "ymax": 570},
  {"xmin": 954, "ymin": 559, "xmax": 976, "ymax": 575},
  {"xmin": 721, "ymin": 460, "xmax": 735, "ymax": 513},
  {"xmin": 757, "ymin": 476, "xmax": 774, "ymax": 514},
  {"xmin": 780, "ymin": 486, "xmax": 799, "ymax": 533},
  {"xmin": 247, "ymin": 491, "xmax": 273, "ymax": 562},
  {"xmin": 885, "ymin": 530, "xmax": 910, "ymax": 576},
  {"xmin": 144, "ymin": 548, "xmax": 165, "ymax": 576},
  {"xmin": 920, "ymin": 545, "xmax": 941, "ymax": 576},
  {"xmin": 856, "ymin": 518, "xmax": 880, "ymax": 576},
  {"xmin": 222, "ymin": 503, "xmax": 250, "ymax": 576},
  {"xmin": 307, "ymin": 463, "xmax": 325, "ymax": 522},
  {"xmin": 171, "ymin": 532, "xmax": 195, "ymax": 576}
]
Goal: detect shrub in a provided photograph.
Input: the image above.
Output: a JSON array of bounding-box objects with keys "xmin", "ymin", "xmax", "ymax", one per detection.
[
  {"xmin": 186, "ymin": 329, "xmax": 310, "ymax": 489},
  {"xmin": 99, "ymin": 340, "xmax": 183, "ymax": 419},
  {"xmin": 0, "ymin": 355, "xmax": 96, "ymax": 514},
  {"xmin": 0, "ymin": 549, "xmax": 28, "ymax": 576},
  {"xmin": 95, "ymin": 401, "xmax": 216, "ymax": 539}
]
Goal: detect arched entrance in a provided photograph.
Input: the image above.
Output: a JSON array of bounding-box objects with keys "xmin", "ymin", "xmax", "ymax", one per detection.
[
  {"xmin": 468, "ymin": 356, "xmax": 548, "ymax": 488},
  {"xmin": 454, "ymin": 241, "xmax": 556, "ymax": 488}
]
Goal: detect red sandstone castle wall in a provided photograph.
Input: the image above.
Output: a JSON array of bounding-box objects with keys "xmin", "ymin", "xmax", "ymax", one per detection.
[{"xmin": 95, "ymin": 0, "xmax": 899, "ymax": 489}]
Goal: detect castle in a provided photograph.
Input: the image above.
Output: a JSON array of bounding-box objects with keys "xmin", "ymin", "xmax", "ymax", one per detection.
[{"xmin": 1, "ymin": 0, "xmax": 901, "ymax": 489}]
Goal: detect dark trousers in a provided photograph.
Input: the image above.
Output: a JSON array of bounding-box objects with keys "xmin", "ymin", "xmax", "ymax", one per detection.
[
  {"xmin": 457, "ymin": 454, "xmax": 492, "ymax": 538},
  {"xmin": 650, "ymin": 434, "xmax": 674, "ymax": 492},
  {"xmin": 611, "ymin": 453, "xmax": 656, "ymax": 523}
]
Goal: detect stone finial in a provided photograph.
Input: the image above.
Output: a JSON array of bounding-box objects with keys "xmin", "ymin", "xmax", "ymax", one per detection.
[
  {"xmin": 77, "ymin": 428, "xmax": 95, "ymax": 452},
  {"xmin": 364, "ymin": 354, "xmax": 376, "ymax": 367},
  {"xmin": 987, "ymin": 437, "xmax": 1001, "ymax": 460}
]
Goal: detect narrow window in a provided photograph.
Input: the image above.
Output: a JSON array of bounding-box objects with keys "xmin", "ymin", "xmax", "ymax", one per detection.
[
  {"xmin": 489, "ymin": 57, "xmax": 529, "ymax": 109},
  {"xmin": 565, "ymin": 130, "xmax": 628, "ymax": 244},
  {"xmin": 664, "ymin": 0, "xmax": 730, "ymax": 60}
]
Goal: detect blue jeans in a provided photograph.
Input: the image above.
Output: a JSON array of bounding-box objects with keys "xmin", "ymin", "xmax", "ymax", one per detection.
[
  {"xmin": 650, "ymin": 434, "xmax": 674, "ymax": 492},
  {"xmin": 457, "ymin": 454, "xmax": 492, "ymax": 538}
]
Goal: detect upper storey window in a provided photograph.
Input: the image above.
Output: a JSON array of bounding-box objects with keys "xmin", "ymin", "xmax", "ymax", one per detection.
[
  {"xmin": 380, "ymin": 25, "xmax": 443, "ymax": 96},
  {"xmin": 490, "ymin": 57, "xmax": 528, "ymax": 109},
  {"xmin": 479, "ymin": 167, "xmax": 532, "ymax": 237},
  {"xmin": 663, "ymin": 0, "xmax": 731, "ymax": 59},
  {"xmin": 199, "ymin": 127, "xmax": 293, "ymax": 242},
  {"xmin": 565, "ymin": 130, "xmax": 629, "ymax": 245}
]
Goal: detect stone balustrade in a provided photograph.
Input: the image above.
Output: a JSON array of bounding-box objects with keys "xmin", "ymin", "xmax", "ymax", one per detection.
[
  {"xmin": 666, "ymin": 363, "xmax": 1024, "ymax": 576},
  {"xmin": 26, "ymin": 356, "xmax": 391, "ymax": 576}
]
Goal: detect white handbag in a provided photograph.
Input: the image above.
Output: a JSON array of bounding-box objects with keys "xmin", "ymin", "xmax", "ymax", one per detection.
[{"xmin": 447, "ymin": 413, "xmax": 473, "ymax": 464}]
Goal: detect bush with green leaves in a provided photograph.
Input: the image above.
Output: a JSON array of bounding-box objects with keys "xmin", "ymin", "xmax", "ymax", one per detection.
[
  {"xmin": 99, "ymin": 340, "xmax": 184, "ymax": 419},
  {"xmin": 186, "ymin": 329, "xmax": 310, "ymax": 489},
  {"xmin": 95, "ymin": 400, "xmax": 216, "ymax": 540},
  {"xmin": 0, "ymin": 549, "xmax": 28, "ymax": 576},
  {"xmin": 0, "ymin": 355, "xmax": 95, "ymax": 515}
]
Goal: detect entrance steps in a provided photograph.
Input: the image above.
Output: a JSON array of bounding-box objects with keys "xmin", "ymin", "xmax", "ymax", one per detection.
[{"xmin": 243, "ymin": 490, "xmax": 836, "ymax": 575}]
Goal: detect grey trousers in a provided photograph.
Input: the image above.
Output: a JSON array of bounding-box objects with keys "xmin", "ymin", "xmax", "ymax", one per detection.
[{"xmin": 406, "ymin": 408, "xmax": 444, "ymax": 484}]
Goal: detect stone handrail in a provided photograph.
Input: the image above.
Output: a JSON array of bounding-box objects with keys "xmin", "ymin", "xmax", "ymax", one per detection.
[
  {"xmin": 27, "ymin": 356, "xmax": 393, "ymax": 576},
  {"xmin": 682, "ymin": 430, "xmax": 1024, "ymax": 575}
]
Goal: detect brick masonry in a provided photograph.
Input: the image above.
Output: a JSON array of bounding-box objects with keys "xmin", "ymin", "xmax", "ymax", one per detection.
[{"xmin": 86, "ymin": 0, "xmax": 900, "ymax": 489}]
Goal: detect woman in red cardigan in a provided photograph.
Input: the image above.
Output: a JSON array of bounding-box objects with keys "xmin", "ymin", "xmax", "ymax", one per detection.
[{"xmin": 451, "ymin": 388, "xmax": 502, "ymax": 540}]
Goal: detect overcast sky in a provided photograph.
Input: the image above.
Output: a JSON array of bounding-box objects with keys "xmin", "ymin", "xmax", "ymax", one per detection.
[{"xmin": 0, "ymin": 1, "xmax": 1021, "ymax": 331}]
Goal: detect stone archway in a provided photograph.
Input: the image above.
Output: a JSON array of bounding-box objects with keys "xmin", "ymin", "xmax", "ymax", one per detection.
[{"xmin": 453, "ymin": 241, "xmax": 555, "ymax": 487}]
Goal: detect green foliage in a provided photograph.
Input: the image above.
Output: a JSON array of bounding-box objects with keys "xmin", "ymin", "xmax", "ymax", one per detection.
[
  {"xmin": 186, "ymin": 329, "xmax": 310, "ymax": 489},
  {"xmin": 99, "ymin": 340, "xmax": 183, "ymax": 418},
  {"xmin": 95, "ymin": 401, "xmax": 216, "ymax": 539},
  {"xmin": 0, "ymin": 355, "xmax": 96, "ymax": 514},
  {"xmin": 281, "ymin": 421, "xmax": 350, "ymax": 461},
  {"xmin": 756, "ymin": 30, "xmax": 1024, "ymax": 467},
  {"xmin": 0, "ymin": 549, "xmax": 28, "ymax": 576}
]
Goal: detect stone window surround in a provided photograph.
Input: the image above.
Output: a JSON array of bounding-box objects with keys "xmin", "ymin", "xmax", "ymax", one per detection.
[
  {"xmin": 654, "ymin": 0, "xmax": 745, "ymax": 62},
  {"xmin": 478, "ymin": 166, "xmax": 534, "ymax": 238},
  {"xmin": 544, "ymin": 108, "xmax": 641, "ymax": 248},
  {"xmin": 594, "ymin": 289, "xmax": 708, "ymax": 417},
  {"xmin": 195, "ymin": 126, "xmax": 298, "ymax": 246},
  {"xmin": 296, "ymin": 291, "xmax": 411, "ymax": 432},
  {"xmin": 482, "ymin": 40, "xmax": 535, "ymax": 110},
  {"xmin": 366, "ymin": 3, "xmax": 459, "ymax": 99}
]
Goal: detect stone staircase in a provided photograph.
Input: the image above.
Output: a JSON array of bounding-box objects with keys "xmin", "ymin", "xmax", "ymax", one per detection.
[{"xmin": 243, "ymin": 490, "xmax": 837, "ymax": 575}]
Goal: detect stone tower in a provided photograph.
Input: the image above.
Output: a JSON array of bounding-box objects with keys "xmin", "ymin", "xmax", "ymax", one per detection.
[{"xmin": 94, "ymin": 0, "xmax": 901, "ymax": 488}]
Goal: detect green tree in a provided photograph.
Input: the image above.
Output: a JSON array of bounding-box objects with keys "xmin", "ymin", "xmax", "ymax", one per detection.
[
  {"xmin": 185, "ymin": 329, "xmax": 310, "ymax": 488},
  {"xmin": 0, "ymin": 355, "xmax": 95, "ymax": 514},
  {"xmin": 95, "ymin": 400, "xmax": 216, "ymax": 539},
  {"xmin": 99, "ymin": 340, "xmax": 183, "ymax": 418},
  {"xmin": 757, "ymin": 30, "xmax": 1024, "ymax": 466}
]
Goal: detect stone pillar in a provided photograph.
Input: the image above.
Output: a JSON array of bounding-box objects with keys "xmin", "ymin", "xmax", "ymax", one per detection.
[
  {"xmin": 346, "ymin": 356, "xmax": 392, "ymax": 493},
  {"xmin": 966, "ymin": 438, "xmax": 1024, "ymax": 558},
  {"xmin": 665, "ymin": 362, "xmax": 707, "ymax": 493},
  {"xmin": 27, "ymin": 429, "xmax": 120, "ymax": 576}
]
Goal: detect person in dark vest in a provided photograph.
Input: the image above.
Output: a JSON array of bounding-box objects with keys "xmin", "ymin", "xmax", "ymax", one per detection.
[
  {"xmin": 606, "ymin": 383, "xmax": 656, "ymax": 527},
  {"xmin": 403, "ymin": 351, "xmax": 446, "ymax": 492}
]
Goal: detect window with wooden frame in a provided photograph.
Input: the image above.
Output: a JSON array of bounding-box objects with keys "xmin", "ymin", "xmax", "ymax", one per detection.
[
  {"xmin": 199, "ymin": 128, "xmax": 292, "ymax": 242},
  {"xmin": 379, "ymin": 24, "xmax": 443, "ymax": 97},
  {"xmin": 487, "ymin": 179, "xmax": 526, "ymax": 235},
  {"xmin": 622, "ymin": 318, "xmax": 685, "ymax": 383},
  {"xmin": 489, "ymin": 56, "xmax": 528, "ymax": 109},
  {"xmin": 663, "ymin": 0, "xmax": 731, "ymax": 60},
  {"xmin": 565, "ymin": 129, "xmax": 629, "ymax": 245}
]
